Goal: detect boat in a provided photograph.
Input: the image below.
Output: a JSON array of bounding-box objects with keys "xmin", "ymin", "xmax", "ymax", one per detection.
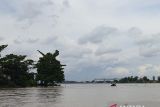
[{"xmin": 111, "ymin": 82, "xmax": 116, "ymax": 86}]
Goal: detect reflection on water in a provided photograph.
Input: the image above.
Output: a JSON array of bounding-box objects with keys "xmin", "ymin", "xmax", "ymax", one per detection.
[
  {"xmin": 0, "ymin": 87, "xmax": 62, "ymax": 107},
  {"xmin": 0, "ymin": 84, "xmax": 160, "ymax": 107}
]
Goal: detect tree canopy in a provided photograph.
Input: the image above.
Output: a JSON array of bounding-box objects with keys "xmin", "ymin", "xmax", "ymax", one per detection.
[
  {"xmin": 36, "ymin": 50, "xmax": 65, "ymax": 86},
  {"xmin": 0, "ymin": 54, "xmax": 34, "ymax": 87},
  {"xmin": 0, "ymin": 45, "xmax": 65, "ymax": 87},
  {"xmin": 118, "ymin": 76, "xmax": 150, "ymax": 83}
]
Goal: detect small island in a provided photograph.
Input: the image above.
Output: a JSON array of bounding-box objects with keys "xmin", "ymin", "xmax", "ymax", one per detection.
[{"xmin": 0, "ymin": 45, "xmax": 65, "ymax": 87}]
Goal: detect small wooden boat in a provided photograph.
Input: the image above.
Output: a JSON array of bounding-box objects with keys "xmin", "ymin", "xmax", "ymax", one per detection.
[{"xmin": 111, "ymin": 82, "xmax": 116, "ymax": 86}]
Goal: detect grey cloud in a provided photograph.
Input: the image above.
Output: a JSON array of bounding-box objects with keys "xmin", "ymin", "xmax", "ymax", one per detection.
[
  {"xmin": 3, "ymin": 0, "xmax": 160, "ymax": 81},
  {"xmin": 95, "ymin": 48, "xmax": 122, "ymax": 56},
  {"xmin": 99, "ymin": 58, "xmax": 120, "ymax": 68},
  {"xmin": 136, "ymin": 34, "xmax": 160, "ymax": 57},
  {"xmin": 62, "ymin": 49, "xmax": 92, "ymax": 59},
  {"xmin": 43, "ymin": 36, "xmax": 58, "ymax": 45},
  {"xmin": 63, "ymin": 0, "xmax": 70, "ymax": 8},
  {"xmin": 0, "ymin": 0, "xmax": 15, "ymax": 14},
  {"xmin": 78, "ymin": 26, "xmax": 117, "ymax": 44},
  {"xmin": 65, "ymin": 55, "xmax": 121, "ymax": 80},
  {"xmin": 27, "ymin": 38, "xmax": 39, "ymax": 44},
  {"xmin": 14, "ymin": 39, "xmax": 22, "ymax": 44},
  {"xmin": 102, "ymin": 67, "xmax": 131, "ymax": 78},
  {"xmin": 0, "ymin": 37, "xmax": 4, "ymax": 41},
  {"xmin": 127, "ymin": 28, "xmax": 160, "ymax": 58},
  {"xmin": 66, "ymin": 64, "xmax": 105, "ymax": 81},
  {"xmin": 137, "ymin": 38, "xmax": 153, "ymax": 46},
  {"xmin": 137, "ymin": 34, "xmax": 160, "ymax": 46},
  {"xmin": 0, "ymin": 0, "xmax": 43, "ymax": 20},
  {"xmin": 13, "ymin": 38, "xmax": 39, "ymax": 44},
  {"xmin": 43, "ymin": 0, "xmax": 55, "ymax": 6},
  {"xmin": 139, "ymin": 46, "xmax": 160, "ymax": 57},
  {"xmin": 0, "ymin": 0, "xmax": 62, "ymax": 27},
  {"xmin": 16, "ymin": 2, "xmax": 42, "ymax": 21},
  {"xmin": 127, "ymin": 27, "xmax": 142, "ymax": 36}
]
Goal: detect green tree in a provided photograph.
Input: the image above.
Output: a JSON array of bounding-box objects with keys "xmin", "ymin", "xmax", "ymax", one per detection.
[
  {"xmin": 142, "ymin": 76, "xmax": 150, "ymax": 83},
  {"xmin": 0, "ymin": 45, "xmax": 8, "ymax": 53},
  {"xmin": 0, "ymin": 45, "xmax": 8, "ymax": 86},
  {"xmin": 133, "ymin": 76, "xmax": 138, "ymax": 82},
  {"xmin": 158, "ymin": 76, "xmax": 160, "ymax": 82},
  {"xmin": 0, "ymin": 54, "xmax": 34, "ymax": 87},
  {"xmin": 36, "ymin": 50, "xmax": 65, "ymax": 86},
  {"xmin": 119, "ymin": 77, "xmax": 129, "ymax": 83}
]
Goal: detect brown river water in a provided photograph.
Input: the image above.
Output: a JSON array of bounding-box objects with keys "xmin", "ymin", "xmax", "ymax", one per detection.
[{"xmin": 0, "ymin": 84, "xmax": 160, "ymax": 107}]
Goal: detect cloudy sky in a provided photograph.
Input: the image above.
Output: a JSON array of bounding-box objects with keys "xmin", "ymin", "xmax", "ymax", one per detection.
[{"xmin": 1, "ymin": 0, "xmax": 160, "ymax": 81}]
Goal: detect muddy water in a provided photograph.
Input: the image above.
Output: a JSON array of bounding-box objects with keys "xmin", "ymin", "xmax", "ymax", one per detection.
[{"xmin": 0, "ymin": 84, "xmax": 160, "ymax": 107}]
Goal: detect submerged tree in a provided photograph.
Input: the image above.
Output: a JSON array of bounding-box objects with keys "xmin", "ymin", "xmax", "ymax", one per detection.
[
  {"xmin": 0, "ymin": 45, "xmax": 8, "ymax": 86},
  {"xmin": 0, "ymin": 54, "xmax": 34, "ymax": 87},
  {"xmin": 0, "ymin": 45, "xmax": 65, "ymax": 87},
  {"xmin": 0, "ymin": 45, "xmax": 35, "ymax": 87},
  {"xmin": 36, "ymin": 50, "xmax": 65, "ymax": 86}
]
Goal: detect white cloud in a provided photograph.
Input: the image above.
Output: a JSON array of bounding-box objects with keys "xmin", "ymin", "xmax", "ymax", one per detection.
[
  {"xmin": 78, "ymin": 26, "xmax": 117, "ymax": 44},
  {"xmin": 1, "ymin": 0, "xmax": 160, "ymax": 80},
  {"xmin": 138, "ymin": 64, "xmax": 160, "ymax": 78},
  {"xmin": 101, "ymin": 67, "xmax": 130, "ymax": 79},
  {"xmin": 114, "ymin": 67, "xmax": 130, "ymax": 76},
  {"xmin": 95, "ymin": 46, "xmax": 121, "ymax": 56},
  {"xmin": 134, "ymin": 34, "xmax": 160, "ymax": 57}
]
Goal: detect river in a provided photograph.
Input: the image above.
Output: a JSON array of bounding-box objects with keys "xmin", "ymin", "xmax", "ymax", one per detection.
[{"xmin": 0, "ymin": 84, "xmax": 160, "ymax": 107}]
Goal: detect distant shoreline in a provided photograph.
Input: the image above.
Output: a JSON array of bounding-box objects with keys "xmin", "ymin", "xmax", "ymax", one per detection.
[{"xmin": 65, "ymin": 76, "xmax": 160, "ymax": 84}]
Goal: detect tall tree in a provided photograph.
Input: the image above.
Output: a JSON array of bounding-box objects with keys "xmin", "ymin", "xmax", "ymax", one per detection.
[
  {"xmin": 0, "ymin": 54, "xmax": 34, "ymax": 87},
  {"xmin": 0, "ymin": 45, "xmax": 8, "ymax": 86},
  {"xmin": 36, "ymin": 50, "xmax": 65, "ymax": 86}
]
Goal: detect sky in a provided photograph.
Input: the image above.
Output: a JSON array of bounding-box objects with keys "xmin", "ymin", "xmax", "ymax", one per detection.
[{"xmin": 1, "ymin": 0, "xmax": 160, "ymax": 81}]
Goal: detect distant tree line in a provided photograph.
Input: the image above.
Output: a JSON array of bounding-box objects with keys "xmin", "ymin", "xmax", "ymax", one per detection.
[
  {"xmin": 0, "ymin": 45, "xmax": 65, "ymax": 87},
  {"xmin": 115, "ymin": 76, "xmax": 160, "ymax": 83},
  {"xmin": 90, "ymin": 76, "xmax": 160, "ymax": 84}
]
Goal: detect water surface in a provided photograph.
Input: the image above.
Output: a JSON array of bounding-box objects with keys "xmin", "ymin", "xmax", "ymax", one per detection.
[{"xmin": 0, "ymin": 84, "xmax": 160, "ymax": 107}]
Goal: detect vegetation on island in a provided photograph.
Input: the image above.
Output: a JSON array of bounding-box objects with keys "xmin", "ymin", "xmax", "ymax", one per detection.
[
  {"xmin": 0, "ymin": 45, "xmax": 65, "ymax": 87},
  {"xmin": 36, "ymin": 50, "xmax": 65, "ymax": 86},
  {"xmin": 117, "ymin": 76, "xmax": 151, "ymax": 83}
]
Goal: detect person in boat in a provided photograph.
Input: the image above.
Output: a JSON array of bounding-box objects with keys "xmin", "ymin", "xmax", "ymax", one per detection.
[{"xmin": 111, "ymin": 82, "xmax": 116, "ymax": 86}]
